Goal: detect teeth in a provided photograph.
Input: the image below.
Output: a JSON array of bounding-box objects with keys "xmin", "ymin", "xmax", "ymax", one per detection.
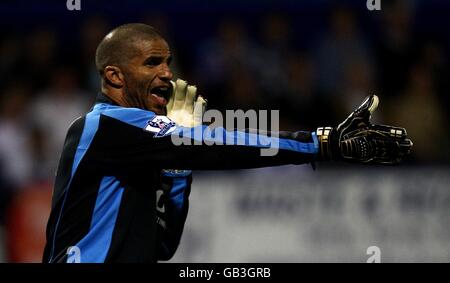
[
  {"xmin": 151, "ymin": 87, "xmax": 170, "ymax": 99},
  {"xmin": 152, "ymin": 87, "xmax": 168, "ymax": 92}
]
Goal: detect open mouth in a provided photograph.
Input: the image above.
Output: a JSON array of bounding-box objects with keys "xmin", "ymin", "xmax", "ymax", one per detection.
[{"xmin": 150, "ymin": 85, "xmax": 172, "ymax": 106}]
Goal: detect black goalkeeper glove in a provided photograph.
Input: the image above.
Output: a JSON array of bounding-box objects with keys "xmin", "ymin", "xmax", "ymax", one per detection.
[{"xmin": 316, "ymin": 95, "xmax": 413, "ymax": 165}]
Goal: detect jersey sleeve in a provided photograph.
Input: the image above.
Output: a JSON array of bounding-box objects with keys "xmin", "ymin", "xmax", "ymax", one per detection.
[{"xmin": 83, "ymin": 103, "xmax": 319, "ymax": 172}]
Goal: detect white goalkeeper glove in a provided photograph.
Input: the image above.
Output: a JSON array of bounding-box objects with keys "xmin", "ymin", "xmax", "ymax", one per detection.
[
  {"xmin": 164, "ymin": 79, "xmax": 207, "ymax": 175},
  {"xmin": 166, "ymin": 79, "xmax": 207, "ymax": 127}
]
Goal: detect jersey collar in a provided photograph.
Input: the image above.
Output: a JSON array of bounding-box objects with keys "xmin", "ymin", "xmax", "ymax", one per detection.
[{"xmin": 95, "ymin": 92, "xmax": 119, "ymax": 106}]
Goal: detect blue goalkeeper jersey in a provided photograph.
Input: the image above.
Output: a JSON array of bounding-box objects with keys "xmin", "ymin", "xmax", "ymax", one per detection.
[{"xmin": 43, "ymin": 92, "xmax": 318, "ymax": 263}]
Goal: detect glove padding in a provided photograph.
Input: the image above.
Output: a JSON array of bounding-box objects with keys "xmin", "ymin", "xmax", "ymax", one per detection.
[
  {"xmin": 163, "ymin": 79, "xmax": 206, "ymax": 183},
  {"xmin": 166, "ymin": 79, "xmax": 206, "ymax": 127},
  {"xmin": 316, "ymin": 95, "xmax": 413, "ymax": 164}
]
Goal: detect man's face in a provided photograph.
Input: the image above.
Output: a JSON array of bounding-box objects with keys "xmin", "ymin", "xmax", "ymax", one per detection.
[{"xmin": 121, "ymin": 38, "xmax": 173, "ymax": 114}]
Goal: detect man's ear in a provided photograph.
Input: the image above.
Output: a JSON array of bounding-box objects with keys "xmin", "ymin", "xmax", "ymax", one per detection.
[{"xmin": 104, "ymin": 66, "xmax": 125, "ymax": 88}]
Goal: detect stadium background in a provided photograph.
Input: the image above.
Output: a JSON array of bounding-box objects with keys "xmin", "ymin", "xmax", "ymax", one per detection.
[{"xmin": 0, "ymin": 0, "xmax": 449, "ymax": 262}]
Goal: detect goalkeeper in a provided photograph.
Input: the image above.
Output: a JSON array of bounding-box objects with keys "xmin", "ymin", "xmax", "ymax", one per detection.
[{"xmin": 43, "ymin": 23, "xmax": 412, "ymax": 263}]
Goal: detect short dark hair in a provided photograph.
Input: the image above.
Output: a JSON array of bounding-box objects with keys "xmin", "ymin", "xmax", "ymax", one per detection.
[{"xmin": 95, "ymin": 23, "xmax": 162, "ymax": 75}]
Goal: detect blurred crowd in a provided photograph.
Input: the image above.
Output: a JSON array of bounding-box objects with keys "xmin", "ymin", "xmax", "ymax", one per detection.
[{"xmin": 0, "ymin": 0, "xmax": 449, "ymax": 261}]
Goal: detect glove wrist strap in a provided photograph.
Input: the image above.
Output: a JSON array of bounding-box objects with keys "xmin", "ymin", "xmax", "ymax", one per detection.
[{"xmin": 316, "ymin": 127, "xmax": 334, "ymax": 161}]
